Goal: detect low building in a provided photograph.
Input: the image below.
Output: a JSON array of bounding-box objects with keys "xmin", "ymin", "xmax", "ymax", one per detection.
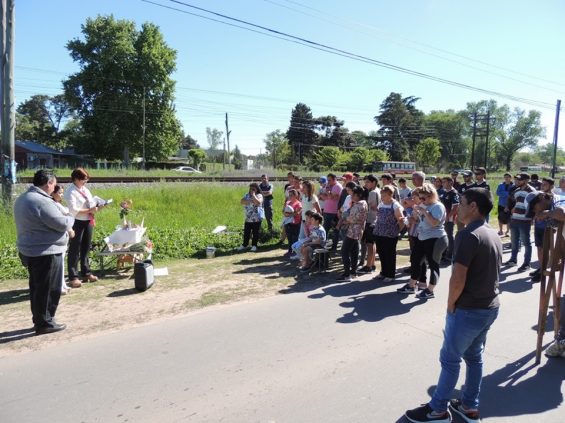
[{"xmin": 15, "ymin": 140, "xmax": 78, "ymax": 169}]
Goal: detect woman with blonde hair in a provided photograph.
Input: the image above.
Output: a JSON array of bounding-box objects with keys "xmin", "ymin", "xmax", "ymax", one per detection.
[{"xmin": 397, "ymin": 183, "xmax": 448, "ymax": 299}]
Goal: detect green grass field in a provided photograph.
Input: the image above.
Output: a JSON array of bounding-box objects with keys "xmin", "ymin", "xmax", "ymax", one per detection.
[{"xmin": 0, "ymin": 183, "xmax": 286, "ymax": 280}]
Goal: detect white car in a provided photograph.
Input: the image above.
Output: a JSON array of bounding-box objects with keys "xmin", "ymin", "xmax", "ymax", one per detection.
[{"xmin": 173, "ymin": 166, "xmax": 202, "ymax": 173}]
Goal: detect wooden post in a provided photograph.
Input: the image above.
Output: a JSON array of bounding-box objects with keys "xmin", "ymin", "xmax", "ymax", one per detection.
[{"xmin": 536, "ymin": 222, "xmax": 564, "ymax": 364}]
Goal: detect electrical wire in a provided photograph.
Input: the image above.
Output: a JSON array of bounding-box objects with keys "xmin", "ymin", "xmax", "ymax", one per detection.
[{"xmin": 137, "ymin": 0, "xmax": 559, "ymax": 110}]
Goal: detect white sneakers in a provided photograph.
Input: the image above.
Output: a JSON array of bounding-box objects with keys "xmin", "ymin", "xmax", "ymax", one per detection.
[
  {"xmin": 545, "ymin": 339, "xmax": 565, "ymax": 358},
  {"xmin": 238, "ymin": 245, "xmax": 258, "ymax": 252}
]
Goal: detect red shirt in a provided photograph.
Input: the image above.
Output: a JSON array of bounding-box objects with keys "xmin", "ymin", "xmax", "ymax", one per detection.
[{"xmin": 286, "ymin": 199, "xmax": 302, "ymax": 225}]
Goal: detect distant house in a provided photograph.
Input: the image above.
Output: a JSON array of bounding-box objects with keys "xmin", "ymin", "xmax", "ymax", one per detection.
[{"xmin": 15, "ymin": 140, "xmax": 79, "ymax": 169}]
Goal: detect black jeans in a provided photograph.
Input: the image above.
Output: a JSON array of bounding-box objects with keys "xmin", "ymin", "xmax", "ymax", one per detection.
[
  {"xmin": 323, "ymin": 213, "xmax": 338, "ymax": 249},
  {"xmin": 68, "ymin": 219, "xmax": 93, "ymax": 280},
  {"xmin": 341, "ymin": 236, "xmax": 360, "ymax": 275},
  {"xmin": 444, "ymin": 222, "xmax": 455, "ymax": 259},
  {"xmin": 263, "ymin": 199, "xmax": 273, "ymax": 231},
  {"xmin": 285, "ymin": 223, "xmax": 300, "ymax": 253},
  {"xmin": 20, "ymin": 253, "xmax": 63, "ymax": 328},
  {"xmin": 410, "ymin": 237, "xmax": 446, "ymax": 286},
  {"xmin": 375, "ymin": 236, "xmax": 398, "ymax": 278},
  {"xmin": 409, "ymin": 235, "xmax": 427, "ymax": 283},
  {"xmin": 243, "ymin": 221, "xmax": 261, "ymax": 247}
]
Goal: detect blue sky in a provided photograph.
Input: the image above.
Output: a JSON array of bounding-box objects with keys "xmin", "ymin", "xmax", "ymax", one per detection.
[{"xmin": 15, "ymin": 0, "xmax": 565, "ymax": 155}]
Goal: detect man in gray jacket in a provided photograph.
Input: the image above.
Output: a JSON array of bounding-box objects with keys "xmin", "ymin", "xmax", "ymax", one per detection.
[{"xmin": 14, "ymin": 169, "xmax": 74, "ymax": 335}]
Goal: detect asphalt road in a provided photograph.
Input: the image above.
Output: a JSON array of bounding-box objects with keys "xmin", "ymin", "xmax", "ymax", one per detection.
[{"xmin": 1, "ymin": 247, "xmax": 564, "ymax": 423}]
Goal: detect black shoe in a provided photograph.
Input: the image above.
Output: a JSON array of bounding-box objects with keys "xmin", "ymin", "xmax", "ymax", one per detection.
[
  {"xmin": 336, "ymin": 273, "xmax": 351, "ymax": 282},
  {"xmin": 358, "ymin": 266, "xmax": 374, "ymax": 274},
  {"xmin": 448, "ymin": 399, "xmax": 480, "ymax": 422},
  {"xmin": 529, "ymin": 268, "xmax": 541, "ymax": 277},
  {"xmin": 35, "ymin": 323, "xmax": 66, "ymax": 335},
  {"xmin": 531, "ymin": 273, "xmax": 542, "ymax": 282},
  {"xmin": 517, "ymin": 263, "xmax": 531, "ymax": 272},
  {"xmin": 405, "ymin": 403, "xmax": 451, "ymax": 422}
]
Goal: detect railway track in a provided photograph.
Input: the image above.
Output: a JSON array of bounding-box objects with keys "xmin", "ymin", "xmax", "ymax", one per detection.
[{"xmin": 16, "ymin": 175, "xmax": 292, "ymax": 184}]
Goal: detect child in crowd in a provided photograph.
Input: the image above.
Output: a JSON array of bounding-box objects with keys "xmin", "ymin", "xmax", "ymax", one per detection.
[
  {"xmin": 51, "ymin": 185, "xmax": 75, "ymax": 295},
  {"xmin": 291, "ymin": 210, "xmax": 314, "ymax": 260},
  {"xmin": 299, "ymin": 212, "xmax": 326, "ymax": 270}
]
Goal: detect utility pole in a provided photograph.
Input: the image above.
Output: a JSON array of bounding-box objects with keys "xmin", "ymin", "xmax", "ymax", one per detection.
[
  {"xmin": 222, "ymin": 137, "xmax": 226, "ymax": 170},
  {"xmin": 1, "ymin": 0, "xmax": 15, "ymax": 209},
  {"xmin": 470, "ymin": 112, "xmax": 477, "ymax": 170},
  {"xmin": 551, "ymin": 99, "xmax": 561, "ymax": 179},
  {"xmin": 141, "ymin": 86, "xmax": 146, "ymax": 170},
  {"xmin": 225, "ymin": 113, "xmax": 231, "ymax": 167},
  {"xmin": 484, "ymin": 110, "xmax": 491, "ymax": 169},
  {"xmin": 469, "ymin": 112, "xmax": 493, "ymax": 171}
]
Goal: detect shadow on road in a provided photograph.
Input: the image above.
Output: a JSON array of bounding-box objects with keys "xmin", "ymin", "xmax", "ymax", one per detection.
[
  {"xmin": 499, "ymin": 276, "xmax": 533, "ymax": 294},
  {"xmin": 423, "ymin": 350, "xmax": 565, "ymax": 419},
  {"xmin": 337, "ymin": 291, "xmax": 423, "ymax": 323},
  {"xmin": 0, "ymin": 327, "xmax": 36, "ymax": 344},
  {"xmin": 0, "ymin": 288, "xmax": 30, "ymax": 306}
]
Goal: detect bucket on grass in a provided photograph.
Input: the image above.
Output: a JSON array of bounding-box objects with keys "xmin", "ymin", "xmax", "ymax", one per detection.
[{"xmin": 206, "ymin": 246, "xmax": 216, "ymax": 259}]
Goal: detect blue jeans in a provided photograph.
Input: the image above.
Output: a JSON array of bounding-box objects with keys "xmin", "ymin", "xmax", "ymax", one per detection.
[
  {"xmin": 429, "ymin": 307, "xmax": 499, "ymax": 413},
  {"xmin": 510, "ymin": 220, "xmax": 532, "ymax": 265}
]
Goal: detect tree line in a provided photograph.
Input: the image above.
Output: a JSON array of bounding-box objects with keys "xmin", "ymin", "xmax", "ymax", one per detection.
[
  {"xmin": 15, "ymin": 15, "xmax": 557, "ymax": 172},
  {"xmin": 256, "ymin": 94, "xmax": 552, "ymax": 172}
]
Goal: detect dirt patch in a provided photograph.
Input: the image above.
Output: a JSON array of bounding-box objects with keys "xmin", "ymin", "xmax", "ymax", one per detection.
[{"xmin": 0, "ymin": 241, "xmax": 411, "ymax": 358}]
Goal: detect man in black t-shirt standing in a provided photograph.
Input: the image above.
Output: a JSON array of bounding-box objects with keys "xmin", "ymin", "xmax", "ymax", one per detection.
[
  {"xmin": 259, "ymin": 174, "xmax": 274, "ymax": 232},
  {"xmin": 406, "ymin": 188, "xmax": 501, "ymax": 423}
]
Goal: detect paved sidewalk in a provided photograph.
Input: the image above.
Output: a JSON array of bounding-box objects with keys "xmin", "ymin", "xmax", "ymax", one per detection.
[{"xmin": 0, "ymin": 246, "xmax": 563, "ymax": 422}]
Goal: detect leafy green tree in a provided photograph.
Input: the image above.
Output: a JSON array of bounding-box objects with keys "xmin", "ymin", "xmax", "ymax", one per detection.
[
  {"xmin": 416, "ymin": 137, "xmax": 442, "ymax": 172},
  {"xmin": 286, "ymin": 103, "xmax": 317, "ymax": 163},
  {"xmin": 206, "ymin": 127, "xmax": 223, "ymax": 150},
  {"xmin": 496, "ymin": 108, "xmax": 545, "ymax": 171},
  {"xmin": 374, "ymin": 92, "xmax": 424, "ymax": 161},
  {"xmin": 181, "ymin": 133, "xmax": 200, "ymax": 150},
  {"xmin": 232, "ymin": 145, "xmax": 243, "ymax": 170},
  {"xmin": 370, "ymin": 148, "xmax": 390, "ymax": 164},
  {"xmin": 350, "ymin": 130, "xmax": 371, "ymax": 147},
  {"xmin": 187, "ymin": 148, "xmax": 206, "ymax": 170},
  {"xmin": 347, "ymin": 147, "xmax": 372, "ymax": 171},
  {"xmin": 424, "ymin": 110, "xmax": 469, "ymax": 170},
  {"xmin": 64, "ymin": 15, "xmax": 182, "ymax": 163},
  {"xmin": 311, "ymin": 146, "xmax": 345, "ymax": 170},
  {"xmin": 16, "ymin": 94, "xmax": 74, "ymax": 148},
  {"xmin": 536, "ymin": 143, "xmax": 565, "ymax": 166},
  {"xmin": 263, "ymin": 130, "xmax": 291, "ymax": 168}
]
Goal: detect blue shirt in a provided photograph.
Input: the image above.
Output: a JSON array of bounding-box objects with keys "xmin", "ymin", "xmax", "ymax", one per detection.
[{"xmin": 496, "ymin": 182, "xmax": 514, "ymax": 207}]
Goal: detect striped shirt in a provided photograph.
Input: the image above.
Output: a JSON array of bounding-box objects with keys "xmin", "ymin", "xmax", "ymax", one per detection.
[{"xmin": 510, "ymin": 184, "xmax": 536, "ymax": 221}]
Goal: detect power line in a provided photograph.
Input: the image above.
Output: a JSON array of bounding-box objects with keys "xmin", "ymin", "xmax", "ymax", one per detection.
[
  {"xmin": 268, "ymin": 0, "xmax": 565, "ymax": 91},
  {"xmin": 138, "ymin": 0, "xmax": 558, "ymax": 110}
]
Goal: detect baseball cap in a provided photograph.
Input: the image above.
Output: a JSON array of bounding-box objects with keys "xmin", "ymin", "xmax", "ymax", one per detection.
[
  {"xmin": 319, "ymin": 176, "xmax": 328, "ymax": 184},
  {"xmin": 342, "ymin": 172, "xmax": 354, "ymax": 180},
  {"xmin": 461, "ymin": 170, "xmax": 473, "ymax": 177},
  {"xmin": 514, "ymin": 172, "xmax": 530, "ymax": 180}
]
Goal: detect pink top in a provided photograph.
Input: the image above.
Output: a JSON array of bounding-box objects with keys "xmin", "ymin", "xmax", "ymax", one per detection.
[{"xmin": 322, "ymin": 182, "xmax": 342, "ymax": 214}]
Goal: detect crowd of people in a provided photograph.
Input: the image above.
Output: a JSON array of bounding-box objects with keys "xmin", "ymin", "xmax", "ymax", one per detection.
[
  {"xmin": 13, "ymin": 166, "xmax": 565, "ymax": 422},
  {"xmin": 232, "ymin": 168, "xmax": 565, "ymax": 422}
]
